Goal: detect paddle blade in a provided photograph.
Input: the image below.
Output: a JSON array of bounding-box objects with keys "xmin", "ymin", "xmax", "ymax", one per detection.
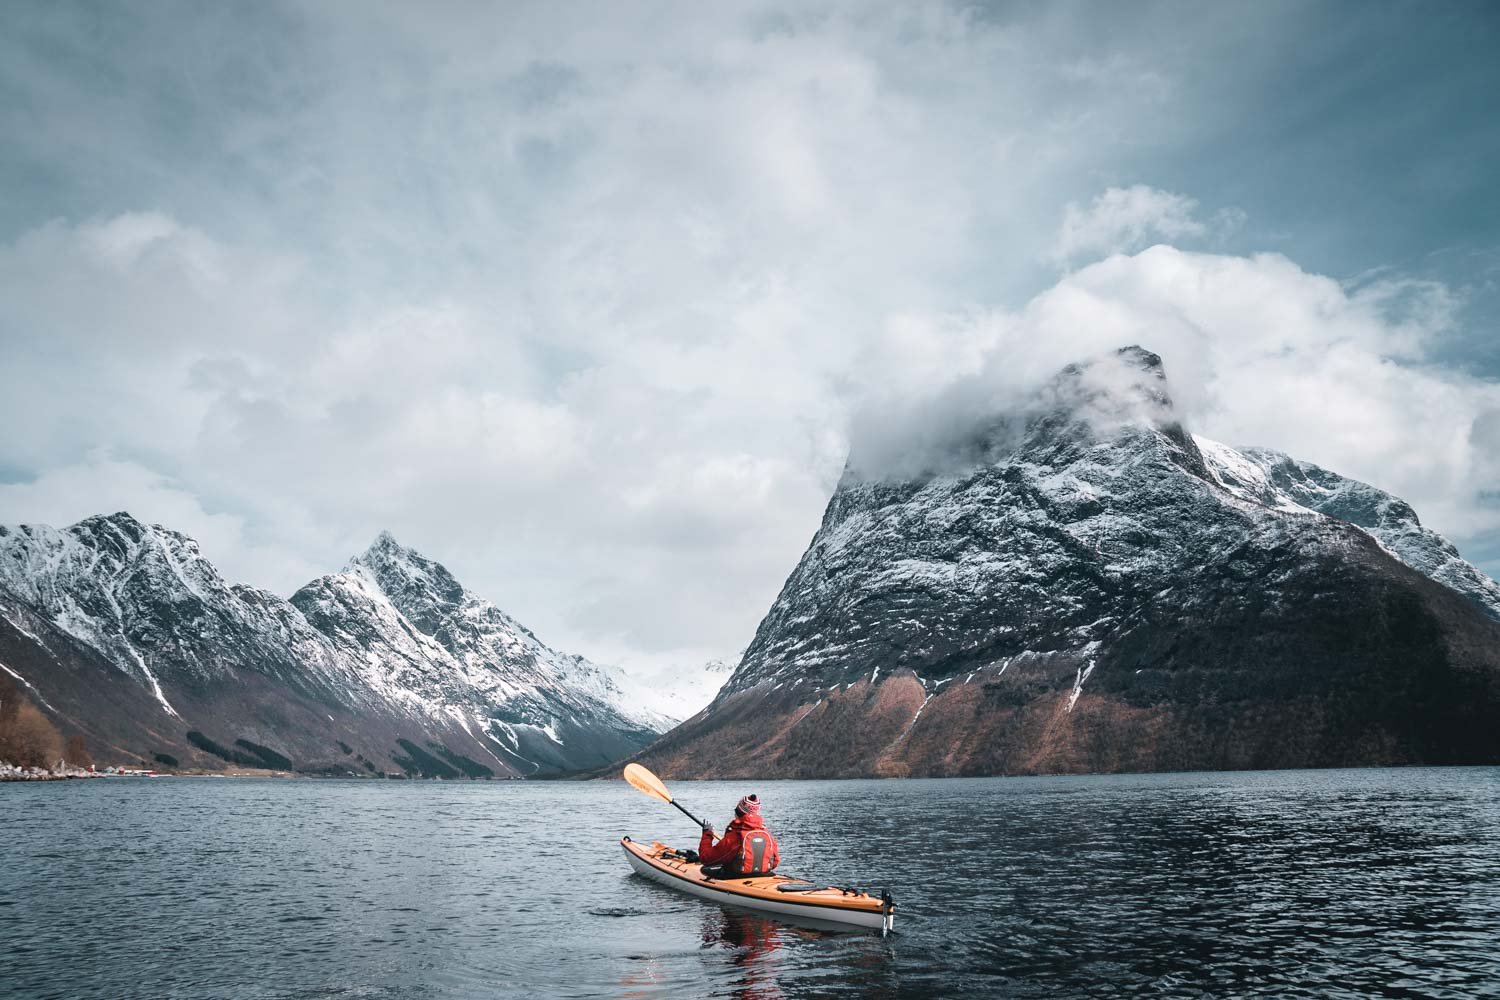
[{"xmin": 622, "ymin": 762, "xmax": 672, "ymax": 804}]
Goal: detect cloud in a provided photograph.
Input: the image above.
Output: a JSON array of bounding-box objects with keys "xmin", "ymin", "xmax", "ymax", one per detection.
[
  {"xmin": 849, "ymin": 245, "xmax": 1500, "ymax": 549},
  {"xmin": 0, "ymin": 454, "xmax": 326, "ymax": 589},
  {"xmin": 1039, "ymin": 249, "xmax": 1500, "ymax": 541},
  {"xmin": 1053, "ymin": 185, "xmax": 1243, "ymax": 265},
  {"xmin": 0, "ymin": 213, "xmax": 310, "ymax": 472}
]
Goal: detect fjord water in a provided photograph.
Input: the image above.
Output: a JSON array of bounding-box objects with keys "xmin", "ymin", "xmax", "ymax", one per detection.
[{"xmin": 4, "ymin": 769, "xmax": 1497, "ymax": 998}]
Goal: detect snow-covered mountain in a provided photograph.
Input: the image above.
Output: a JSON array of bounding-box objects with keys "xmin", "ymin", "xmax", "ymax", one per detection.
[
  {"xmin": 605, "ymin": 655, "xmax": 736, "ymax": 725},
  {"xmin": 0, "ymin": 515, "xmax": 351, "ymax": 714},
  {"xmin": 639, "ymin": 346, "xmax": 1500, "ymax": 778},
  {"xmin": 1195, "ymin": 439, "xmax": 1500, "ymax": 620},
  {"xmin": 673, "ymin": 656, "xmax": 736, "ymax": 717},
  {"xmin": 0, "ymin": 517, "xmax": 668, "ymax": 774},
  {"xmin": 291, "ymin": 532, "xmax": 670, "ymax": 772}
]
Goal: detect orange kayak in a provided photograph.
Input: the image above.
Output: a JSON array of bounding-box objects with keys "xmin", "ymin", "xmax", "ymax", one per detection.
[{"xmin": 620, "ymin": 837, "xmax": 895, "ymax": 933}]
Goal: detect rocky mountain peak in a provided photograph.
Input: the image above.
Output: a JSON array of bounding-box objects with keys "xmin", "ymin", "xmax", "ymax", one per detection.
[
  {"xmin": 72, "ymin": 511, "xmax": 173, "ymax": 560},
  {"xmin": 831, "ymin": 344, "xmax": 1207, "ymax": 538},
  {"xmin": 840, "ymin": 346, "xmax": 1189, "ymax": 504},
  {"xmin": 1114, "ymin": 343, "xmax": 1165, "ymax": 372},
  {"xmin": 349, "ymin": 532, "xmax": 465, "ymax": 634},
  {"xmin": 1036, "ymin": 344, "xmax": 1188, "ymax": 451},
  {"xmin": 78, "ymin": 509, "xmax": 147, "ymax": 538},
  {"xmin": 1051, "ymin": 343, "xmax": 1168, "ymax": 399},
  {"xmin": 354, "ymin": 530, "xmax": 421, "ymax": 570},
  {"xmin": 0, "ymin": 511, "xmax": 220, "ymax": 605}
]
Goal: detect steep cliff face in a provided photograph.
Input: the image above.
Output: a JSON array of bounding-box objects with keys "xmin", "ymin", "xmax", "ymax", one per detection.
[
  {"xmin": 639, "ymin": 347, "xmax": 1500, "ymax": 778},
  {"xmin": 0, "ymin": 518, "xmax": 666, "ymax": 775}
]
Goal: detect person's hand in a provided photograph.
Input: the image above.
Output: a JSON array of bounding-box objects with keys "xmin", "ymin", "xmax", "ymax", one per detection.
[{"xmin": 701, "ymin": 822, "xmax": 716, "ymax": 837}]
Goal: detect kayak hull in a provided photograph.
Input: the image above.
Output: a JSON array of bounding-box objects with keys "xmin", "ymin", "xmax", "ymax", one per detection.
[{"xmin": 621, "ymin": 837, "xmax": 894, "ymax": 933}]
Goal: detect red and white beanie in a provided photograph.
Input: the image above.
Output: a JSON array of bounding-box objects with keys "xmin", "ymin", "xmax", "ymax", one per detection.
[{"xmin": 735, "ymin": 793, "xmax": 761, "ymax": 816}]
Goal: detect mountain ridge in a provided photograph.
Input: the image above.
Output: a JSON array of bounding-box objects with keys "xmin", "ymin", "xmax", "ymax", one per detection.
[
  {"xmin": 1195, "ymin": 438, "xmax": 1500, "ymax": 620},
  {"xmin": 0, "ymin": 515, "xmax": 668, "ymax": 775}
]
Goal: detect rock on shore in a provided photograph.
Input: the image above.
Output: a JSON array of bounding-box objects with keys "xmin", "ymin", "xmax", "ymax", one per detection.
[{"xmin": 0, "ymin": 762, "xmax": 98, "ymax": 781}]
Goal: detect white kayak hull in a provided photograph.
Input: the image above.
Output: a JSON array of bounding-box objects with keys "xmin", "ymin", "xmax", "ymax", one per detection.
[{"xmin": 622, "ymin": 838, "xmax": 894, "ymax": 933}]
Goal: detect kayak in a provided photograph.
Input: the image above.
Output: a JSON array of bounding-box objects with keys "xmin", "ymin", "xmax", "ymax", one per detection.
[{"xmin": 620, "ymin": 837, "xmax": 895, "ymax": 933}]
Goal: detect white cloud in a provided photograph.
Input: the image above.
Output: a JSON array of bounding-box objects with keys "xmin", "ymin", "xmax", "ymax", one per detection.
[
  {"xmin": 851, "ymin": 245, "xmax": 1500, "ymax": 547},
  {"xmin": 1053, "ymin": 185, "xmax": 1242, "ymax": 265}
]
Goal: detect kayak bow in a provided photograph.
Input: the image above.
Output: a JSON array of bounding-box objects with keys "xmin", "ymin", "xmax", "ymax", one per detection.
[{"xmin": 621, "ymin": 837, "xmax": 895, "ymax": 934}]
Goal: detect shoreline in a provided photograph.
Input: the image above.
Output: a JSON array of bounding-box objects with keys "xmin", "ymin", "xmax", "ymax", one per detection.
[{"xmin": 0, "ymin": 764, "xmax": 101, "ymax": 782}]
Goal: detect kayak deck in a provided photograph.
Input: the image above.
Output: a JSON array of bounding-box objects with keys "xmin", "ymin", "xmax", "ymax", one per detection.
[{"xmin": 621, "ymin": 837, "xmax": 895, "ymax": 933}]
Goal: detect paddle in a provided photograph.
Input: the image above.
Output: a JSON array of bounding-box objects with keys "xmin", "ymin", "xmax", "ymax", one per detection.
[{"xmin": 623, "ymin": 762, "xmax": 710, "ymax": 832}]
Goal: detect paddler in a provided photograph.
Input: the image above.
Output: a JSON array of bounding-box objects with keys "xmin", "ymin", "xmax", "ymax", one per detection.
[{"xmin": 697, "ymin": 793, "xmax": 781, "ymax": 878}]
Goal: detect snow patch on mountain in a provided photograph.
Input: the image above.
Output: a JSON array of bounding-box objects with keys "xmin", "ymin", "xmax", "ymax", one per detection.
[{"xmin": 1195, "ymin": 436, "xmax": 1500, "ymax": 620}]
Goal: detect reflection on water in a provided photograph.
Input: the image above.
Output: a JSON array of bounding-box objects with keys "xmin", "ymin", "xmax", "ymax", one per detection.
[
  {"xmin": 3, "ymin": 767, "xmax": 1497, "ymax": 998},
  {"xmin": 702, "ymin": 910, "xmax": 786, "ymax": 1000}
]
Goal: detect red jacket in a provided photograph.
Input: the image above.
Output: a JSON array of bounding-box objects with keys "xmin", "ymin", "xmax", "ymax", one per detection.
[{"xmin": 699, "ymin": 812, "xmax": 780, "ymax": 875}]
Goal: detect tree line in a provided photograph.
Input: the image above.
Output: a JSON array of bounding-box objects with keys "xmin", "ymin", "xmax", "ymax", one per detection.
[{"xmin": 0, "ymin": 673, "xmax": 91, "ymax": 770}]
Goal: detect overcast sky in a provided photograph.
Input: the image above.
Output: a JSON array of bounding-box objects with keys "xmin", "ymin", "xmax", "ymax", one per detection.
[{"xmin": 2, "ymin": 1, "xmax": 1498, "ymax": 680}]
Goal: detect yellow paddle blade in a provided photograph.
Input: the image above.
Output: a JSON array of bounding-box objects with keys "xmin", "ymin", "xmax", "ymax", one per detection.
[{"xmin": 623, "ymin": 762, "xmax": 672, "ymax": 804}]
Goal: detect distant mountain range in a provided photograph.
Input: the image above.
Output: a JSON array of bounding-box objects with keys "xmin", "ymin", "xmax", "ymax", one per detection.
[
  {"xmin": 638, "ymin": 346, "xmax": 1500, "ymax": 778},
  {"xmin": 0, "ymin": 519, "xmax": 671, "ymax": 776}
]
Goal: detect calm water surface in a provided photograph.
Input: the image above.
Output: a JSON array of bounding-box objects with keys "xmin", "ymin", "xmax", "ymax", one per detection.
[{"xmin": 3, "ymin": 768, "xmax": 1497, "ymax": 998}]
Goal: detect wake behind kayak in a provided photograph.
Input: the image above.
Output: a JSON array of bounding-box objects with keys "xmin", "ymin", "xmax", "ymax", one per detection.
[{"xmin": 621, "ymin": 837, "xmax": 896, "ymax": 934}]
